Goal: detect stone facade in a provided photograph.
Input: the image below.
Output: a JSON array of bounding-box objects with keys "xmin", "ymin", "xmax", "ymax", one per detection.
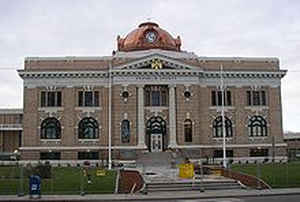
[{"xmin": 0, "ymin": 22, "xmax": 288, "ymax": 162}]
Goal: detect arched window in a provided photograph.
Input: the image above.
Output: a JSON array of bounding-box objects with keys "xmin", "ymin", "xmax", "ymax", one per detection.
[
  {"xmin": 184, "ymin": 119, "xmax": 193, "ymax": 142},
  {"xmin": 41, "ymin": 117, "xmax": 61, "ymax": 139},
  {"xmin": 213, "ymin": 116, "xmax": 233, "ymax": 138},
  {"xmin": 121, "ymin": 120, "xmax": 130, "ymax": 143},
  {"xmin": 78, "ymin": 117, "xmax": 99, "ymax": 139},
  {"xmin": 248, "ymin": 116, "xmax": 267, "ymax": 137}
]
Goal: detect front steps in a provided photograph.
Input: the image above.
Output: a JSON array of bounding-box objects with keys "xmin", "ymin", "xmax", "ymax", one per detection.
[{"xmin": 144, "ymin": 180, "xmax": 243, "ymax": 193}]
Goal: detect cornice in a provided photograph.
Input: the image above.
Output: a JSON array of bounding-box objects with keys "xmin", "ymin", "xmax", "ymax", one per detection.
[{"xmin": 18, "ymin": 69, "xmax": 287, "ymax": 80}]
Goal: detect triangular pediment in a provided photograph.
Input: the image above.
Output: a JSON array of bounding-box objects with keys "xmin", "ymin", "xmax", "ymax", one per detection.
[{"xmin": 113, "ymin": 53, "xmax": 202, "ymax": 71}]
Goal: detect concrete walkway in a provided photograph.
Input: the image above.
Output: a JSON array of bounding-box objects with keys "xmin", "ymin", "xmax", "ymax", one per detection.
[{"xmin": 1, "ymin": 188, "xmax": 300, "ymax": 201}]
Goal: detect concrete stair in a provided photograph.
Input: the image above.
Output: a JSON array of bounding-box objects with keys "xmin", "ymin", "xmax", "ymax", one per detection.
[{"xmin": 144, "ymin": 180, "xmax": 242, "ymax": 193}]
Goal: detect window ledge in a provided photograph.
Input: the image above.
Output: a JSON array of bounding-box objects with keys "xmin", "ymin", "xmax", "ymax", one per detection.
[
  {"xmin": 213, "ymin": 137, "xmax": 232, "ymax": 141},
  {"xmin": 245, "ymin": 106, "xmax": 269, "ymax": 110},
  {"xmin": 41, "ymin": 139, "xmax": 61, "ymax": 144},
  {"xmin": 209, "ymin": 106, "xmax": 235, "ymax": 111},
  {"xmin": 38, "ymin": 107, "xmax": 64, "ymax": 112},
  {"xmin": 249, "ymin": 137, "xmax": 268, "ymax": 141},
  {"xmin": 79, "ymin": 139, "xmax": 99, "ymax": 142},
  {"xmin": 75, "ymin": 107, "xmax": 102, "ymax": 112}
]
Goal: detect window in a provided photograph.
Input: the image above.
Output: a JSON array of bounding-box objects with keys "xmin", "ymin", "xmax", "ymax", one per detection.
[
  {"xmin": 41, "ymin": 118, "xmax": 61, "ymax": 139},
  {"xmin": 246, "ymin": 90, "xmax": 266, "ymax": 106},
  {"xmin": 250, "ymin": 149, "xmax": 268, "ymax": 157},
  {"xmin": 121, "ymin": 120, "xmax": 130, "ymax": 143},
  {"xmin": 213, "ymin": 116, "xmax": 233, "ymax": 138},
  {"xmin": 78, "ymin": 91, "xmax": 99, "ymax": 107},
  {"xmin": 211, "ymin": 90, "xmax": 232, "ymax": 106},
  {"xmin": 248, "ymin": 115, "xmax": 267, "ymax": 137},
  {"xmin": 184, "ymin": 119, "xmax": 193, "ymax": 142},
  {"xmin": 41, "ymin": 91, "xmax": 62, "ymax": 107},
  {"xmin": 40, "ymin": 152, "xmax": 61, "ymax": 160},
  {"xmin": 145, "ymin": 85, "xmax": 168, "ymax": 106},
  {"xmin": 78, "ymin": 152, "xmax": 99, "ymax": 160},
  {"xmin": 213, "ymin": 150, "xmax": 234, "ymax": 158},
  {"xmin": 78, "ymin": 117, "xmax": 99, "ymax": 139}
]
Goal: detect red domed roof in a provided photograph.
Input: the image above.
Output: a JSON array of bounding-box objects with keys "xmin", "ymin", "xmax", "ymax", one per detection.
[{"xmin": 117, "ymin": 22, "xmax": 181, "ymax": 52}]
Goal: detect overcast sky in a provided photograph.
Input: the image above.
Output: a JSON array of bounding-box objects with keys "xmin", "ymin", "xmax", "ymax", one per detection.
[{"xmin": 0, "ymin": 0, "xmax": 299, "ymax": 132}]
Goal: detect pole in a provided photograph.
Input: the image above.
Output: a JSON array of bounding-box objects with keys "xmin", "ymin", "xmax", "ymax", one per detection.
[
  {"xmin": 220, "ymin": 64, "xmax": 227, "ymax": 168},
  {"xmin": 108, "ymin": 60, "xmax": 112, "ymax": 170}
]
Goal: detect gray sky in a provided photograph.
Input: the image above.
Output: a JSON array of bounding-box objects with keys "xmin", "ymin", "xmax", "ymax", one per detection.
[{"xmin": 0, "ymin": 0, "xmax": 299, "ymax": 132}]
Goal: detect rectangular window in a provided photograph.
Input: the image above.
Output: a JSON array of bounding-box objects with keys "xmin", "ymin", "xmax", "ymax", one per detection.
[
  {"xmin": 211, "ymin": 90, "xmax": 232, "ymax": 106},
  {"xmin": 161, "ymin": 90, "xmax": 167, "ymax": 106},
  {"xmin": 78, "ymin": 91, "xmax": 99, "ymax": 107},
  {"xmin": 213, "ymin": 150, "xmax": 234, "ymax": 158},
  {"xmin": 48, "ymin": 92, "xmax": 56, "ymax": 107},
  {"xmin": 40, "ymin": 152, "xmax": 61, "ymax": 160},
  {"xmin": 41, "ymin": 92, "xmax": 46, "ymax": 107},
  {"xmin": 226, "ymin": 91, "xmax": 232, "ymax": 106},
  {"xmin": 18, "ymin": 131, "xmax": 22, "ymax": 147},
  {"xmin": 253, "ymin": 91, "xmax": 260, "ymax": 105},
  {"xmin": 217, "ymin": 91, "xmax": 222, "ymax": 106},
  {"xmin": 78, "ymin": 152, "xmax": 99, "ymax": 160},
  {"xmin": 85, "ymin": 91, "xmax": 93, "ymax": 106},
  {"xmin": 247, "ymin": 91, "xmax": 251, "ymax": 106},
  {"xmin": 145, "ymin": 90, "xmax": 151, "ymax": 106},
  {"xmin": 56, "ymin": 92, "xmax": 62, "ymax": 106},
  {"xmin": 41, "ymin": 91, "xmax": 62, "ymax": 107},
  {"xmin": 250, "ymin": 149, "xmax": 268, "ymax": 157},
  {"xmin": 261, "ymin": 91, "xmax": 266, "ymax": 105},
  {"xmin": 94, "ymin": 91, "xmax": 99, "ymax": 107},
  {"xmin": 211, "ymin": 91, "xmax": 216, "ymax": 106},
  {"xmin": 144, "ymin": 85, "xmax": 168, "ymax": 107},
  {"xmin": 152, "ymin": 91, "xmax": 160, "ymax": 106},
  {"xmin": 78, "ymin": 91, "xmax": 83, "ymax": 106},
  {"xmin": 247, "ymin": 90, "xmax": 267, "ymax": 106}
]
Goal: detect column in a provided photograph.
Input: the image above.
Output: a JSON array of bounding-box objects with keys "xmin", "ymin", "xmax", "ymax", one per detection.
[
  {"xmin": 137, "ymin": 85, "xmax": 146, "ymax": 148},
  {"xmin": 168, "ymin": 85, "xmax": 177, "ymax": 147}
]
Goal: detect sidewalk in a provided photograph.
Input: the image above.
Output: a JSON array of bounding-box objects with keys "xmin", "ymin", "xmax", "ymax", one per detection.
[{"xmin": 1, "ymin": 188, "xmax": 300, "ymax": 201}]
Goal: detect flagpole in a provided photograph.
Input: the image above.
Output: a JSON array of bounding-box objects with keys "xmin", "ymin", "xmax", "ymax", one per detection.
[
  {"xmin": 108, "ymin": 60, "xmax": 112, "ymax": 170},
  {"xmin": 220, "ymin": 64, "xmax": 227, "ymax": 168}
]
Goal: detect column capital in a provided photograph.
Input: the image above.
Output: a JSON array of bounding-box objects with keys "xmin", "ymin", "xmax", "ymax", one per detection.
[
  {"xmin": 137, "ymin": 84, "xmax": 145, "ymax": 88},
  {"xmin": 168, "ymin": 84, "xmax": 176, "ymax": 88}
]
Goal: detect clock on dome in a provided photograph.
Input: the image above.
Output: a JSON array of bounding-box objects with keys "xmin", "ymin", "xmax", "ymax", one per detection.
[{"xmin": 145, "ymin": 31, "xmax": 157, "ymax": 43}]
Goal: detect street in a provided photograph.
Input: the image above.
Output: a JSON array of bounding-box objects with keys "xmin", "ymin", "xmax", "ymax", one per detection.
[{"xmin": 114, "ymin": 194, "xmax": 300, "ymax": 202}]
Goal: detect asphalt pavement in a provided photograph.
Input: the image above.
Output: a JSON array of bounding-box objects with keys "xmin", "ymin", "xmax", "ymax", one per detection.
[{"xmin": 1, "ymin": 188, "xmax": 300, "ymax": 201}]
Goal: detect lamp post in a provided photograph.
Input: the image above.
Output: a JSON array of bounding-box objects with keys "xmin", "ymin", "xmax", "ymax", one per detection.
[{"xmin": 220, "ymin": 65, "xmax": 227, "ymax": 168}]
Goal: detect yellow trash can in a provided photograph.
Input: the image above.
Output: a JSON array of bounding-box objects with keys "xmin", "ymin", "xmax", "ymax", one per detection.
[{"xmin": 179, "ymin": 163, "xmax": 194, "ymax": 179}]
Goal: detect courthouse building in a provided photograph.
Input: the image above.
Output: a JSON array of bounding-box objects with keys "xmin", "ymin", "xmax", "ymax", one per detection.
[{"xmin": 0, "ymin": 22, "xmax": 288, "ymax": 161}]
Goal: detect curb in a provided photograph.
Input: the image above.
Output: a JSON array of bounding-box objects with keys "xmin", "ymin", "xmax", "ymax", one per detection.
[{"xmin": 1, "ymin": 191, "xmax": 300, "ymax": 201}]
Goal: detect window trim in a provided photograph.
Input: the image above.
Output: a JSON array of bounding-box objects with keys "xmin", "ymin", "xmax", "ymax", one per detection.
[
  {"xmin": 121, "ymin": 119, "xmax": 130, "ymax": 143},
  {"xmin": 184, "ymin": 119, "xmax": 193, "ymax": 142},
  {"xmin": 246, "ymin": 90, "xmax": 267, "ymax": 106},
  {"xmin": 211, "ymin": 90, "xmax": 232, "ymax": 106},
  {"xmin": 144, "ymin": 85, "xmax": 168, "ymax": 107},
  {"xmin": 40, "ymin": 117, "xmax": 61, "ymax": 139},
  {"xmin": 78, "ymin": 117, "xmax": 99, "ymax": 139},
  {"xmin": 40, "ymin": 91, "xmax": 62, "ymax": 107},
  {"xmin": 248, "ymin": 115, "xmax": 268, "ymax": 137},
  {"xmin": 78, "ymin": 90, "xmax": 100, "ymax": 107},
  {"xmin": 212, "ymin": 116, "xmax": 233, "ymax": 138}
]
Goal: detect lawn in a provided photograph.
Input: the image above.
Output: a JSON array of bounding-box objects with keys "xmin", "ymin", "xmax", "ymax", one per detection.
[
  {"xmin": 231, "ymin": 161, "xmax": 300, "ymax": 188},
  {"xmin": 0, "ymin": 166, "xmax": 117, "ymax": 195}
]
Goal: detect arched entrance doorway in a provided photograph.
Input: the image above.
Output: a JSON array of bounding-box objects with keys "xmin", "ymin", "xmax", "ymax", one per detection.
[{"xmin": 146, "ymin": 116, "xmax": 167, "ymax": 152}]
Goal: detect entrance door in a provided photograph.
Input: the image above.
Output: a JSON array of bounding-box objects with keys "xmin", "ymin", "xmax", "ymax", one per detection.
[{"xmin": 150, "ymin": 134, "xmax": 162, "ymax": 152}]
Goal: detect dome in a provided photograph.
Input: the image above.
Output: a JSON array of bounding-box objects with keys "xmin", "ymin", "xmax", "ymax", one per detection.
[{"xmin": 117, "ymin": 22, "xmax": 181, "ymax": 52}]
